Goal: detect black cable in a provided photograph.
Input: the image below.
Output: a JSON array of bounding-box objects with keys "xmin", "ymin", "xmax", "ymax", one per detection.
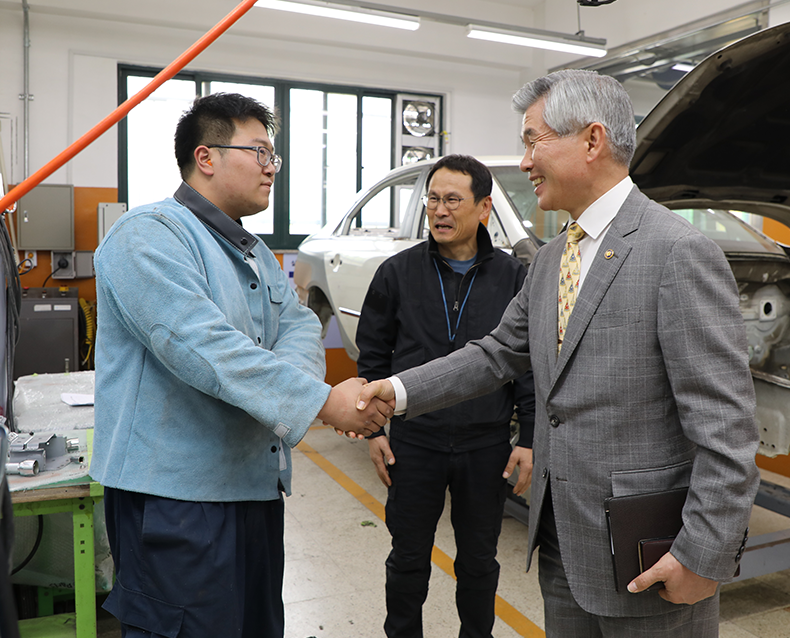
[
  {"xmin": 0, "ymin": 478, "xmax": 21, "ymax": 638},
  {"xmin": 41, "ymin": 256, "xmax": 68, "ymax": 289},
  {"xmin": 0, "ymin": 215, "xmax": 21, "ymax": 431},
  {"xmin": 41, "ymin": 266, "xmax": 62, "ymax": 288},
  {"xmin": 0, "ymin": 217, "xmax": 22, "ymax": 638},
  {"xmin": 10, "ymin": 515, "xmax": 43, "ymax": 576},
  {"xmin": 16, "ymin": 258, "xmax": 33, "ymax": 276},
  {"xmin": 0, "ymin": 218, "xmax": 21, "ymax": 315}
]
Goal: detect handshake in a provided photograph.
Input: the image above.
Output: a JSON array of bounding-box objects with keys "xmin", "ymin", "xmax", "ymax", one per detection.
[{"xmin": 317, "ymin": 377, "xmax": 396, "ymax": 438}]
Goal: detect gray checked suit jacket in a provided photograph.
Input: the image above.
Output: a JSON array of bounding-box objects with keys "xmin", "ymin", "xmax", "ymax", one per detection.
[{"xmin": 397, "ymin": 186, "xmax": 760, "ymax": 617}]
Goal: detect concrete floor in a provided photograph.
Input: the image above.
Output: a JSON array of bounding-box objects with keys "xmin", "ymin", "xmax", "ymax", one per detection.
[{"xmin": 93, "ymin": 423, "xmax": 790, "ymax": 637}]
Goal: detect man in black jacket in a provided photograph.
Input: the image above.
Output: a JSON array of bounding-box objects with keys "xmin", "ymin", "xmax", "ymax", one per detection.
[{"xmin": 356, "ymin": 154, "xmax": 535, "ymax": 638}]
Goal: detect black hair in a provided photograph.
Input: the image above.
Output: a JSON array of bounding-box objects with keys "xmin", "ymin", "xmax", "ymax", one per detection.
[
  {"xmin": 426, "ymin": 154, "xmax": 492, "ymax": 203},
  {"xmin": 174, "ymin": 92, "xmax": 279, "ymax": 179}
]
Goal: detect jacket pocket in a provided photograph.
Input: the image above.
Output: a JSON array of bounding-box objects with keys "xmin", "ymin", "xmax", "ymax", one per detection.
[
  {"xmin": 610, "ymin": 459, "xmax": 692, "ymax": 497},
  {"xmin": 589, "ymin": 307, "xmax": 642, "ymax": 329},
  {"xmin": 268, "ymin": 284, "xmax": 283, "ymax": 305}
]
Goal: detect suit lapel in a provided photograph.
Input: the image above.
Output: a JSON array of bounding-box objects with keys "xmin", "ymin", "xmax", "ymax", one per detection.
[{"xmin": 550, "ymin": 188, "xmax": 647, "ymax": 388}]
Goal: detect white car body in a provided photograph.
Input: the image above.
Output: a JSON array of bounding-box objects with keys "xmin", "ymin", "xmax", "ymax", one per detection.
[{"xmin": 295, "ymin": 157, "xmax": 556, "ymax": 358}]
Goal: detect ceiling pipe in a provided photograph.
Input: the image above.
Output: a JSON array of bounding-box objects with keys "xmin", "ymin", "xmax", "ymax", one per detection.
[{"xmin": 21, "ymin": 0, "xmax": 30, "ymax": 180}]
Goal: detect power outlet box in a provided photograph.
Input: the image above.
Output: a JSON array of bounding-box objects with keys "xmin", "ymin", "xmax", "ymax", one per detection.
[
  {"xmin": 51, "ymin": 250, "xmax": 94, "ymax": 279},
  {"xmin": 51, "ymin": 251, "xmax": 75, "ymax": 279},
  {"xmin": 74, "ymin": 251, "xmax": 94, "ymax": 278}
]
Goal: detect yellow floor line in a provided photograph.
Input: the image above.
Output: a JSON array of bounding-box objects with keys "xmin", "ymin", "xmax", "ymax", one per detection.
[{"xmin": 296, "ymin": 437, "xmax": 545, "ymax": 638}]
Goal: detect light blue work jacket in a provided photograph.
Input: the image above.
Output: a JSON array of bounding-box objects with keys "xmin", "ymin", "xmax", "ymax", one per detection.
[{"xmin": 90, "ymin": 182, "xmax": 329, "ymax": 501}]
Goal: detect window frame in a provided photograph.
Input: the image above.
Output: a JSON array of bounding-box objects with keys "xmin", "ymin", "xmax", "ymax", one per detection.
[{"xmin": 118, "ymin": 65, "xmax": 443, "ymax": 249}]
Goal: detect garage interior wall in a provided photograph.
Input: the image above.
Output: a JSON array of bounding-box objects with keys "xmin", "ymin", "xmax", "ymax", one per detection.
[
  {"xmin": 1, "ymin": 0, "xmax": 777, "ymax": 189},
  {"xmin": 1, "ymin": 0, "xmax": 789, "ymax": 471}
]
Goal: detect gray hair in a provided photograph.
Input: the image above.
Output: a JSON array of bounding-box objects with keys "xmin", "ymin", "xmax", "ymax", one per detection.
[{"xmin": 512, "ymin": 69, "xmax": 636, "ymax": 167}]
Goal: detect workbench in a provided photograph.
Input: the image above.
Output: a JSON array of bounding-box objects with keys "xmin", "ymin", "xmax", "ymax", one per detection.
[
  {"xmin": 8, "ymin": 372, "xmax": 105, "ymax": 638},
  {"xmin": 11, "ymin": 481, "xmax": 103, "ymax": 638}
]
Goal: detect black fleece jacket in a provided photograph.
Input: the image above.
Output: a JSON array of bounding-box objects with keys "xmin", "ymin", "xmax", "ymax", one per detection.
[{"xmin": 356, "ymin": 223, "xmax": 535, "ymax": 452}]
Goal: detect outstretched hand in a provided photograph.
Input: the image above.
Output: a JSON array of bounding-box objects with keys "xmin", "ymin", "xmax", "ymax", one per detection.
[
  {"xmin": 627, "ymin": 551, "xmax": 718, "ymax": 604},
  {"xmin": 357, "ymin": 379, "xmax": 396, "ymax": 408},
  {"xmin": 318, "ymin": 377, "xmax": 394, "ymax": 438},
  {"xmin": 333, "ymin": 379, "xmax": 398, "ymax": 440}
]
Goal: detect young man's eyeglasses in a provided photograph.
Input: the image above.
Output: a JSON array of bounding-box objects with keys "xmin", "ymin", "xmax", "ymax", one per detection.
[
  {"xmin": 421, "ymin": 194, "xmax": 469, "ymax": 211},
  {"xmin": 206, "ymin": 145, "xmax": 283, "ymax": 173}
]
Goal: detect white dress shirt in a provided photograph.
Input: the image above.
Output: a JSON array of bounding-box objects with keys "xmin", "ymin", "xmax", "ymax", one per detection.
[
  {"xmin": 573, "ymin": 175, "xmax": 633, "ymax": 294},
  {"xmin": 389, "ymin": 175, "xmax": 634, "ymax": 413}
]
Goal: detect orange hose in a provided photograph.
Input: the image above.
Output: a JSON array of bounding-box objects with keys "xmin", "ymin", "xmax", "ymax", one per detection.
[{"xmin": 0, "ymin": 0, "xmax": 259, "ymax": 213}]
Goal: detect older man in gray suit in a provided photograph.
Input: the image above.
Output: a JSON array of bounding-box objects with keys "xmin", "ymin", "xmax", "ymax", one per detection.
[{"xmin": 354, "ymin": 69, "xmax": 760, "ymax": 636}]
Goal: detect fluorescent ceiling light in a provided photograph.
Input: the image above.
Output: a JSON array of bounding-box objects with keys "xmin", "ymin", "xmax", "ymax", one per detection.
[
  {"xmin": 672, "ymin": 63, "xmax": 695, "ymax": 73},
  {"xmin": 467, "ymin": 24, "xmax": 607, "ymax": 58},
  {"xmin": 256, "ymin": 0, "xmax": 420, "ymax": 31}
]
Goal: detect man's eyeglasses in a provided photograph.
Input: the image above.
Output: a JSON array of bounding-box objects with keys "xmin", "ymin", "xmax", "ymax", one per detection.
[
  {"xmin": 421, "ymin": 194, "xmax": 469, "ymax": 211},
  {"xmin": 206, "ymin": 145, "xmax": 283, "ymax": 173}
]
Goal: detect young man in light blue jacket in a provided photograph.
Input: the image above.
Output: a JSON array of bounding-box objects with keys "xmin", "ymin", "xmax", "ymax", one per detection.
[{"xmin": 91, "ymin": 93, "xmax": 392, "ymax": 638}]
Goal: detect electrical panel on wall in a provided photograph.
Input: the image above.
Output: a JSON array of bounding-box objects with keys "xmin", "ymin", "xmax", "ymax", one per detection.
[
  {"xmin": 395, "ymin": 94, "xmax": 443, "ymax": 166},
  {"xmin": 16, "ymin": 184, "xmax": 74, "ymax": 251},
  {"xmin": 98, "ymin": 202, "xmax": 127, "ymax": 243}
]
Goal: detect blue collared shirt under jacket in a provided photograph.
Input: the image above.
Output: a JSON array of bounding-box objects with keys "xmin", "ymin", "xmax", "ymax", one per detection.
[{"xmin": 90, "ymin": 182, "xmax": 330, "ymax": 502}]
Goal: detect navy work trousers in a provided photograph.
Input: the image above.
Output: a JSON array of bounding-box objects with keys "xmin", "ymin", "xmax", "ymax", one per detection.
[
  {"xmin": 102, "ymin": 487, "xmax": 285, "ymax": 638},
  {"xmin": 383, "ymin": 438, "xmax": 512, "ymax": 638}
]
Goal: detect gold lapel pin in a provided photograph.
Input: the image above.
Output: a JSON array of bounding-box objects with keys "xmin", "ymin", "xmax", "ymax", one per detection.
[{"xmin": 604, "ymin": 249, "xmax": 615, "ymax": 260}]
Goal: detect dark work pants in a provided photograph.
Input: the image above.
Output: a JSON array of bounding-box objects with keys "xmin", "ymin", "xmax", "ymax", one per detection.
[
  {"xmin": 383, "ymin": 439, "xmax": 511, "ymax": 638},
  {"xmin": 537, "ymin": 486, "xmax": 719, "ymax": 638},
  {"xmin": 102, "ymin": 487, "xmax": 285, "ymax": 638}
]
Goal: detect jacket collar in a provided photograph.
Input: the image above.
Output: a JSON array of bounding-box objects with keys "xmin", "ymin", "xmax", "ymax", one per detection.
[
  {"xmin": 174, "ymin": 181, "xmax": 259, "ymax": 258},
  {"xmin": 427, "ymin": 223, "xmax": 495, "ymax": 264},
  {"xmin": 609, "ymin": 185, "xmax": 647, "ymax": 238}
]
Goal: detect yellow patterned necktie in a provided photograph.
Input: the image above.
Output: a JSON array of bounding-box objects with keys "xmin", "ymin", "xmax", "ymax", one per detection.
[{"xmin": 558, "ymin": 222, "xmax": 586, "ymax": 353}]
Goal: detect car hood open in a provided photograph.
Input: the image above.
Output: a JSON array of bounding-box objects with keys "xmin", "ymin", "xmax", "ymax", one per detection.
[{"xmin": 632, "ymin": 22, "xmax": 790, "ymax": 225}]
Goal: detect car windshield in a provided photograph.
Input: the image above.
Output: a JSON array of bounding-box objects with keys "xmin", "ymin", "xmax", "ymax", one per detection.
[
  {"xmin": 470, "ymin": 167, "xmax": 781, "ymax": 256},
  {"xmin": 490, "ymin": 165, "xmax": 569, "ymax": 243},
  {"xmin": 672, "ymin": 208, "xmax": 785, "ymax": 255}
]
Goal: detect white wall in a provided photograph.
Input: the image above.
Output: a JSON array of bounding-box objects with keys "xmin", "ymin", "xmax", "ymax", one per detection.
[
  {"xmin": 770, "ymin": 2, "xmax": 790, "ymax": 25},
  {"xmin": 0, "ymin": 3, "xmax": 530, "ymax": 189},
  {"xmin": 0, "ymin": 0, "xmax": 787, "ymax": 191}
]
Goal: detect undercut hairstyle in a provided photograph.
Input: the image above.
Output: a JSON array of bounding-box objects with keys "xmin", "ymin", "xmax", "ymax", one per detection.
[
  {"xmin": 512, "ymin": 69, "xmax": 636, "ymax": 167},
  {"xmin": 174, "ymin": 92, "xmax": 280, "ymax": 179},
  {"xmin": 426, "ymin": 154, "xmax": 493, "ymax": 204}
]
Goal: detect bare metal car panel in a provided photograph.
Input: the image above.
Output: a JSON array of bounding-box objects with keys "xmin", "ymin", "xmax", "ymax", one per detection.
[{"xmin": 632, "ymin": 22, "xmax": 790, "ymax": 457}]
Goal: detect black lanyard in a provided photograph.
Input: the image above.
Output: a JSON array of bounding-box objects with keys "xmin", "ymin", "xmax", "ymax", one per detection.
[{"xmin": 433, "ymin": 259, "xmax": 478, "ymax": 343}]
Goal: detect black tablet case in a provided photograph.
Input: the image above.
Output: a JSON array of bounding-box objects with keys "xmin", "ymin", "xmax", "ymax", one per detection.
[{"xmin": 604, "ymin": 487, "xmax": 688, "ymax": 592}]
